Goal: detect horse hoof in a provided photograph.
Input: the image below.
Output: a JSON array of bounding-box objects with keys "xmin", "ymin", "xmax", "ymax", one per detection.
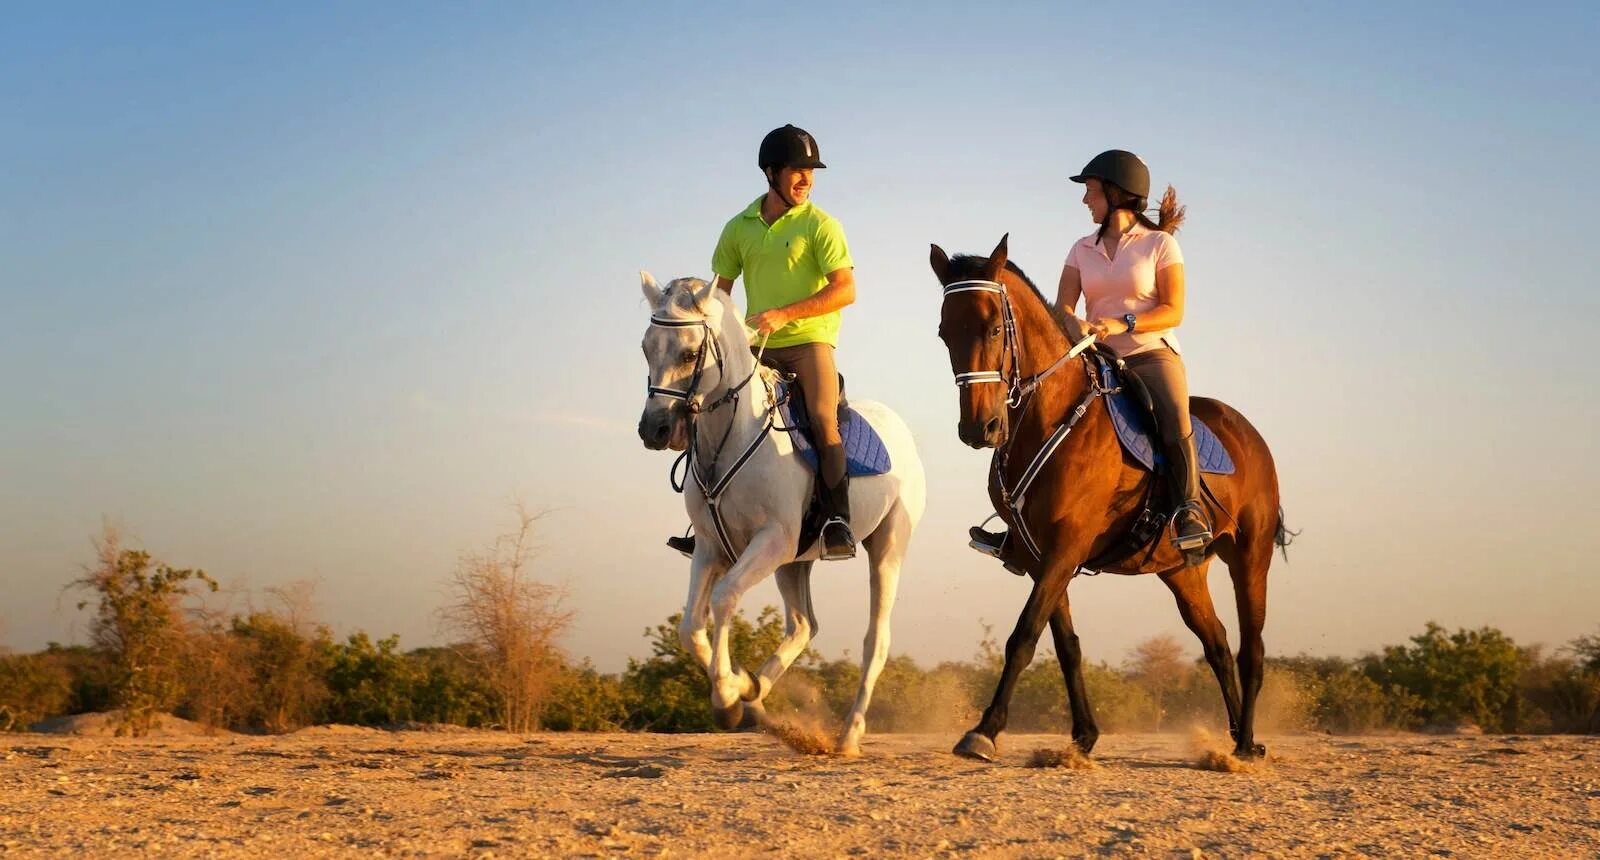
[
  {"xmin": 735, "ymin": 700, "xmax": 766, "ymax": 732},
  {"xmin": 1235, "ymin": 742, "xmax": 1267, "ymax": 760},
  {"xmin": 952, "ymin": 731, "xmax": 997, "ymax": 762},
  {"xmin": 712, "ymin": 700, "xmax": 745, "ymax": 731},
  {"xmin": 1073, "ymin": 731, "xmax": 1100, "ymax": 755}
]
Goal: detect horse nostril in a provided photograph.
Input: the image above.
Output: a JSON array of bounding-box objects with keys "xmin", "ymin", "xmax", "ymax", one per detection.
[{"xmin": 985, "ymin": 417, "xmax": 1002, "ymax": 438}]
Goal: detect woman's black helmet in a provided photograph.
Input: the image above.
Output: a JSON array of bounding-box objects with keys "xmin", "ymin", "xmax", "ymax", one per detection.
[
  {"xmin": 1070, "ymin": 150, "xmax": 1149, "ymax": 199},
  {"xmin": 758, "ymin": 124, "xmax": 826, "ymax": 170}
]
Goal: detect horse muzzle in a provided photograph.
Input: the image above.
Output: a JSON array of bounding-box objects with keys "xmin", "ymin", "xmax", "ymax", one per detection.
[
  {"xmin": 638, "ymin": 409, "xmax": 688, "ymax": 451},
  {"xmin": 958, "ymin": 414, "xmax": 1006, "ymax": 449}
]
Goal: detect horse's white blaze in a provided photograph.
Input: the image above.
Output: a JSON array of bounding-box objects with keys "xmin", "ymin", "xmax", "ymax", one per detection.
[{"xmin": 639, "ymin": 276, "xmax": 927, "ymax": 748}]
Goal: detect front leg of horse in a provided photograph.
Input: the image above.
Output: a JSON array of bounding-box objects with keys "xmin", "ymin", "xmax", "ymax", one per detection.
[
  {"xmin": 677, "ymin": 549, "xmax": 726, "ymax": 676},
  {"xmin": 1049, "ymin": 600, "xmax": 1099, "ymax": 754},
  {"xmin": 954, "ymin": 555, "xmax": 1077, "ymax": 762},
  {"xmin": 707, "ymin": 529, "xmax": 793, "ymax": 730}
]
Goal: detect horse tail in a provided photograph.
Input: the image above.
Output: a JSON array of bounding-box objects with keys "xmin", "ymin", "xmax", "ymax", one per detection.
[{"xmin": 1273, "ymin": 505, "xmax": 1299, "ymax": 561}]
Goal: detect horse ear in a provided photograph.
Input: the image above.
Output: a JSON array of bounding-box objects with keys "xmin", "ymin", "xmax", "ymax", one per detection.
[
  {"xmin": 692, "ymin": 277, "xmax": 717, "ymax": 309},
  {"xmin": 640, "ymin": 270, "xmax": 662, "ymax": 305},
  {"xmin": 929, "ymin": 244, "xmax": 950, "ymax": 284},
  {"xmin": 988, "ymin": 233, "xmax": 1010, "ymax": 276}
]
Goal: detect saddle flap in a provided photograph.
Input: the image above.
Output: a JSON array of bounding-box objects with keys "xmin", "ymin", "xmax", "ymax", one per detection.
[{"xmin": 777, "ymin": 380, "xmax": 892, "ymax": 478}]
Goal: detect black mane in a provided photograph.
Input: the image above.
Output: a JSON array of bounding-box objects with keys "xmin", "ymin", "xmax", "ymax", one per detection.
[
  {"xmin": 948, "ymin": 254, "xmax": 1050, "ymax": 309},
  {"xmin": 947, "ymin": 253, "xmax": 1078, "ymax": 340}
]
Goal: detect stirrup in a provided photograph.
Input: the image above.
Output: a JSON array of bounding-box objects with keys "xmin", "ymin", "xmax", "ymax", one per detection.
[
  {"xmin": 968, "ymin": 526, "xmax": 1027, "ymax": 576},
  {"xmin": 1169, "ymin": 502, "xmax": 1213, "ymax": 555},
  {"xmin": 666, "ymin": 533, "xmax": 695, "ymax": 559},
  {"xmin": 968, "ymin": 526, "xmax": 1004, "ymax": 558},
  {"xmin": 820, "ymin": 518, "xmax": 856, "ymax": 561}
]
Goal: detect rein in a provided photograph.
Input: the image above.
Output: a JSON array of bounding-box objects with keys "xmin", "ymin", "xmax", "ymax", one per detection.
[{"xmin": 648, "ymin": 313, "xmax": 779, "ymax": 560}]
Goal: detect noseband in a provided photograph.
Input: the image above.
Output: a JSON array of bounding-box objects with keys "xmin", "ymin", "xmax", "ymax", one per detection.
[{"xmin": 940, "ymin": 278, "xmax": 1095, "ymax": 407}]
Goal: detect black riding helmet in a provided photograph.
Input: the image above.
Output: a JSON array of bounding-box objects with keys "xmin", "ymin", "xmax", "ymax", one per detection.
[
  {"xmin": 1069, "ymin": 149, "xmax": 1149, "ymax": 199},
  {"xmin": 758, "ymin": 124, "xmax": 826, "ymax": 170}
]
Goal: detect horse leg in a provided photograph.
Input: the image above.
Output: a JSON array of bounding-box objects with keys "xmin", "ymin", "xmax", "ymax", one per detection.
[
  {"xmin": 707, "ymin": 528, "xmax": 793, "ymax": 729},
  {"xmin": 837, "ymin": 501, "xmax": 909, "ymax": 756},
  {"xmin": 1224, "ymin": 528, "xmax": 1272, "ymax": 759},
  {"xmin": 954, "ymin": 551, "xmax": 1080, "ymax": 761},
  {"xmin": 1159, "ymin": 563, "xmax": 1243, "ymax": 744},
  {"xmin": 1048, "ymin": 597, "xmax": 1098, "ymax": 754},
  {"xmin": 677, "ymin": 546, "xmax": 728, "ymax": 675},
  {"xmin": 753, "ymin": 562, "xmax": 819, "ymax": 702}
]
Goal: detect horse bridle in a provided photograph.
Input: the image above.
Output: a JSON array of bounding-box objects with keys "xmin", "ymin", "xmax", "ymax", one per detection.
[
  {"xmin": 939, "ymin": 278, "xmax": 1095, "ymax": 407},
  {"xmin": 646, "ymin": 316, "xmax": 724, "ymax": 412},
  {"xmin": 646, "ymin": 310, "xmax": 786, "ymax": 561}
]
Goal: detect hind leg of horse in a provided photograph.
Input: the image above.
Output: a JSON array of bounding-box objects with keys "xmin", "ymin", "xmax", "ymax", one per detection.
[
  {"xmin": 753, "ymin": 562, "xmax": 819, "ymax": 702},
  {"xmin": 955, "ymin": 551, "xmax": 1081, "ymax": 761},
  {"xmin": 838, "ymin": 502, "xmax": 908, "ymax": 756},
  {"xmin": 707, "ymin": 528, "xmax": 793, "ymax": 729},
  {"xmin": 1159, "ymin": 563, "xmax": 1244, "ymax": 743},
  {"xmin": 1225, "ymin": 532, "xmax": 1272, "ymax": 758},
  {"xmin": 1048, "ymin": 598, "xmax": 1099, "ymax": 754}
]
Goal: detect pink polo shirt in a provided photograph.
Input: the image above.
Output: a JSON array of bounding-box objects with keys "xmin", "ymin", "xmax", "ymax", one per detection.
[{"xmin": 1065, "ymin": 223, "xmax": 1184, "ymax": 357}]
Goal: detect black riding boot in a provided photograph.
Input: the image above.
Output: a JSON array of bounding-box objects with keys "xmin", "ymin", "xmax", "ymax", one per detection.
[
  {"xmin": 1167, "ymin": 431, "xmax": 1214, "ymax": 565},
  {"xmin": 820, "ymin": 475, "xmax": 856, "ymax": 561},
  {"xmin": 666, "ymin": 530, "xmax": 696, "ymax": 558}
]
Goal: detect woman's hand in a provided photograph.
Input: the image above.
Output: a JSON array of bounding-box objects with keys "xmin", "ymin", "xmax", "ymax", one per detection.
[
  {"xmin": 746, "ymin": 308, "xmax": 793, "ymax": 335},
  {"xmin": 1088, "ymin": 317, "xmax": 1129, "ymax": 339}
]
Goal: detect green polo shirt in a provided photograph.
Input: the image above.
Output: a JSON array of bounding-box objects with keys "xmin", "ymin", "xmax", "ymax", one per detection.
[{"xmin": 710, "ymin": 196, "xmax": 854, "ymax": 348}]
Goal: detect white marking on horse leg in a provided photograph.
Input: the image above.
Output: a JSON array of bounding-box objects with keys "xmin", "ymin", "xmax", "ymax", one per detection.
[
  {"xmin": 708, "ymin": 529, "xmax": 792, "ymax": 709},
  {"xmin": 839, "ymin": 506, "xmax": 907, "ymax": 755},
  {"xmin": 755, "ymin": 562, "xmax": 816, "ymax": 700},
  {"xmin": 678, "ymin": 550, "xmax": 724, "ymax": 675}
]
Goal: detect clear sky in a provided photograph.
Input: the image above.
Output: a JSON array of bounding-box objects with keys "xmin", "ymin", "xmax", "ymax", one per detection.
[{"xmin": 4, "ymin": 2, "xmax": 1597, "ymax": 671}]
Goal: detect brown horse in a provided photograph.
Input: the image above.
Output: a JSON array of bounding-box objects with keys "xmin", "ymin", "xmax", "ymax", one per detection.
[{"xmin": 931, "ymin": 234, "xmax": 1289, "ymax": 761}]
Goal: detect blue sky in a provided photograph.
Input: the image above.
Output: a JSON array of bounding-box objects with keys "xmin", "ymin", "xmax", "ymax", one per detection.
[{"xmin": 3, "ymin": 2, "xmax": 1597, "ymax": 671}]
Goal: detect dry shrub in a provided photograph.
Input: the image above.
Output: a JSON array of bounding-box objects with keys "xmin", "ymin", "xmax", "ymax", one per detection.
[
  {"xmin": 70, "ymin": 525, "xmax": 216, "ymax": 736},
  {"xmin": 440, "ymin": 504, "xmax": 572, "ymax": 732}
]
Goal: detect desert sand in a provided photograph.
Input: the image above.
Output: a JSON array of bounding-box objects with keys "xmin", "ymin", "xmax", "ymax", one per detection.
[{"xmin": 2, "ymin": 727, "xmax": 1597, "ymax": 857}]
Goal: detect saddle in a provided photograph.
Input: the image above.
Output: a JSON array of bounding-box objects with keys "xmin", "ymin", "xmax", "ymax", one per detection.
[
  {"xmin": 1079, "ymin": 350, "xmax": 1235, "ymax": 572},
  {"xmin": 774, "ymin": 375, "xmax": 892, "ymax": 557}
]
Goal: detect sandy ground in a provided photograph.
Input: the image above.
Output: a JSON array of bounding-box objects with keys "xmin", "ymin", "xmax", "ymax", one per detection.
[{"xmin": 2, "ymin": 728, "xmax": 1597, "ymax": 858}]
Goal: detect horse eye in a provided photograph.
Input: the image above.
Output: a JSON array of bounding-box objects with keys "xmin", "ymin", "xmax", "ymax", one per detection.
[
  {"xmin": 989, "ymin": 326, "xmax": 1002, "ymax": 338},
  {"xmin": 680, "ymin": 351, "xmax": 695, "ymax": 364}
]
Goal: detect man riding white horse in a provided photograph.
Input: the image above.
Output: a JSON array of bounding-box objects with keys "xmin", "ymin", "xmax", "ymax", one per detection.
[{"xmin": 667, "ymin": 124, "xmax": 859, "ymax": 561}]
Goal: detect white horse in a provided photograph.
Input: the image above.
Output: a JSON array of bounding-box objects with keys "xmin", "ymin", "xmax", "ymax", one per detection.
[{"xmin": 637, "ymin": 273, "xmax": 926, "ymax": 755}]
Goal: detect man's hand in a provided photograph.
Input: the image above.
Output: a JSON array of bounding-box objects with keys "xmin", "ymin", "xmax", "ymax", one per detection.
[{"xmin": 747, "ymin": 308, "xmax": 793, "ymax": 336}]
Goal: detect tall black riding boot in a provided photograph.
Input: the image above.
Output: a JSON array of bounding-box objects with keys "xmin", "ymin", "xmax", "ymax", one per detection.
[
  {"xmin": 820, "ymin": 475, "xmax": 857, "ymax": 561},
  {"xmin": 1166, "ymin": 431, "xmax": 1214, "ymax": 565}
]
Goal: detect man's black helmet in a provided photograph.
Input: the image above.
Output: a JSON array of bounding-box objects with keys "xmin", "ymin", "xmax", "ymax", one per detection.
[
  {"xmin": 1069, "ymin": 149, "xmax": 1149, "ymax": 199},
  {"xmin": 758, "ymin": 124, "xmax": 826, "ymax": 170}
]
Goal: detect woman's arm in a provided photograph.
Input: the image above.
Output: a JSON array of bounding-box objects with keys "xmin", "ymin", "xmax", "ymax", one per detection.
[{"xmin": 1056, "ymin": 263, "xmax": 1082, "ymax": 313}]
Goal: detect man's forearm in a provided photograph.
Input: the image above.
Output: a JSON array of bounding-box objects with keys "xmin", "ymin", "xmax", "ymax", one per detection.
[{"xmin": 779, "ymin": 276, "xmax": 855, "ymax": 322}]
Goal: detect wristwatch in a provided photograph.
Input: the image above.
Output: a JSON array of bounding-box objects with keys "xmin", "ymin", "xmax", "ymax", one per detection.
[{"xmin": 1123, "ymin": 313, "xmax": 1137, "ymax": 333}]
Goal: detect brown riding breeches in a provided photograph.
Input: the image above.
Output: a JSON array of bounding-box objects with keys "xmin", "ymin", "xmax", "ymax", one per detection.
[
  {"xmin": 1122, "ymin": 346, "xmax": 1192, "ymax": 443},
  {"xmin": 758, "ymin": 342, "xmax": 845, "ymax": 487}
]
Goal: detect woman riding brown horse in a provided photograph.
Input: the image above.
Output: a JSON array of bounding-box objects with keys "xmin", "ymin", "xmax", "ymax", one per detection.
[{"xmin": 931, "ymin": 234, "xmax": 1288, "ymax": 761}]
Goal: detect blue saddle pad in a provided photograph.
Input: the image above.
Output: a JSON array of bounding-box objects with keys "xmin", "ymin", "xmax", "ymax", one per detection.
[
  {"xmin": 1096, "ymin": 357, "xmax": 1235, "ymax": 475},
  {"xmin": 776, "ymin": 380, "xmax": 892, "ymax": 477}
]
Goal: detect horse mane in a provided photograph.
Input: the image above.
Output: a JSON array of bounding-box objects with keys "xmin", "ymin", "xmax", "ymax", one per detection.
[{"xmin": 946, "ymin": 254, "xmax": 1083, "ymax": 342}]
